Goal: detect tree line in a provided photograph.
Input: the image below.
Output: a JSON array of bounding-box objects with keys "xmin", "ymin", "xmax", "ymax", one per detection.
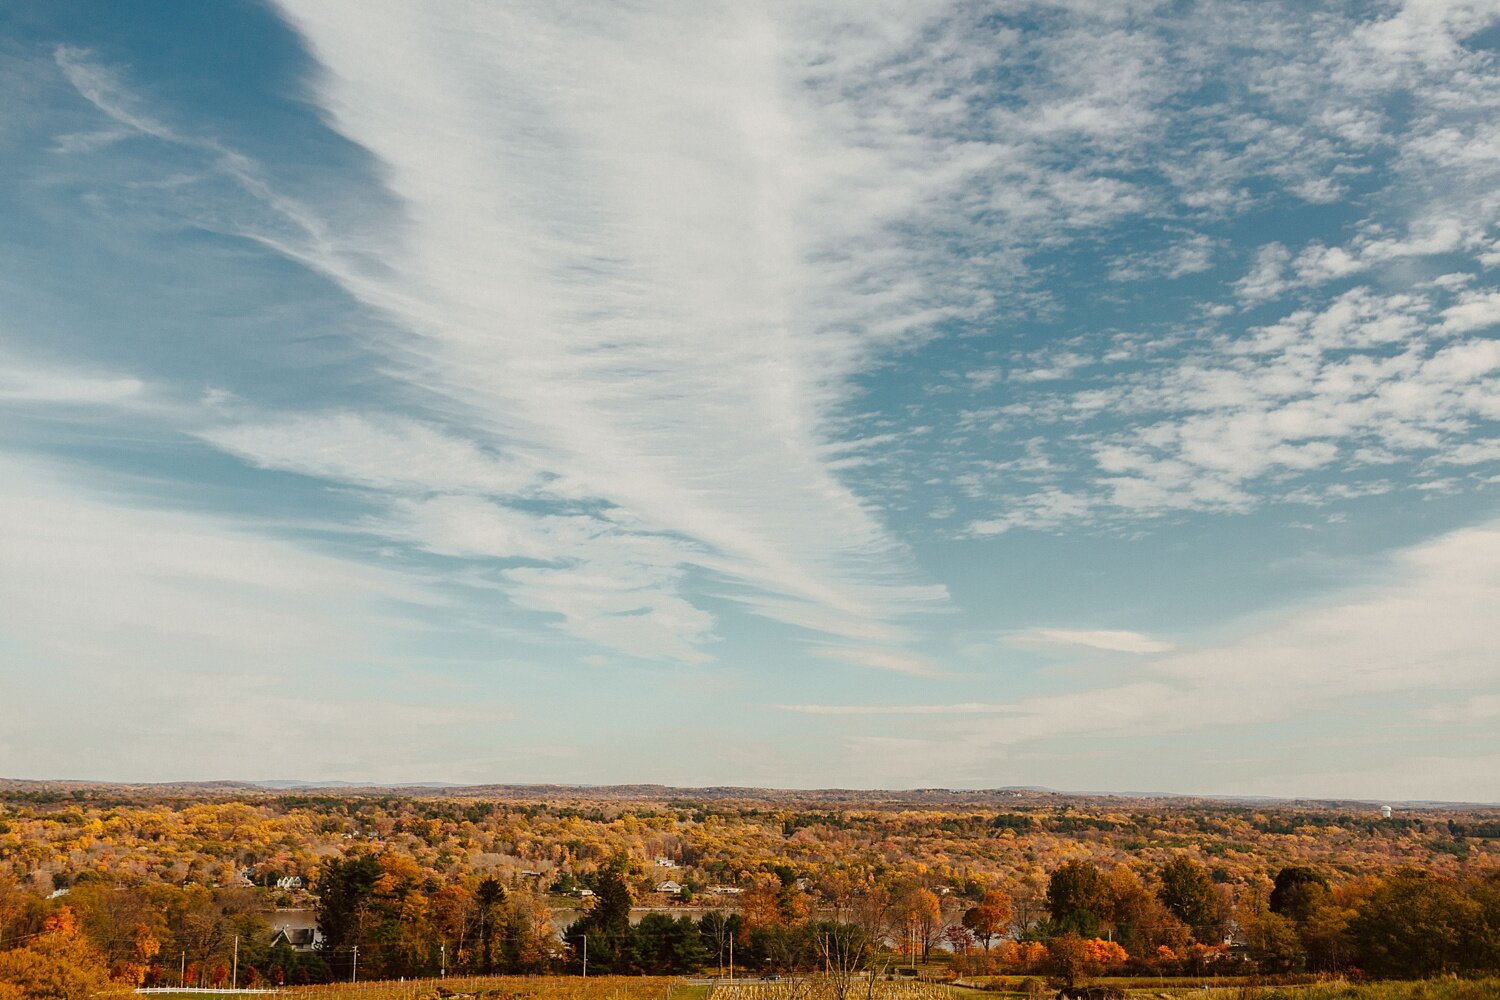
[{"xmin": 2, "ymin": 850, "xmax": 1498, "ymax": 993}]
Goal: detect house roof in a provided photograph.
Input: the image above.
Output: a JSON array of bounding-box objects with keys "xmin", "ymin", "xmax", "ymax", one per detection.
[{"xmin": 272, "ymin": 927, "xmax": 319, "ymax": 948}]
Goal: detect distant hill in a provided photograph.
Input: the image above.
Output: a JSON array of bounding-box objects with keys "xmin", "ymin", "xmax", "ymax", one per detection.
[{"xmin": 0, "ymin": 776, "xmax": 1489, "ymax": 809}]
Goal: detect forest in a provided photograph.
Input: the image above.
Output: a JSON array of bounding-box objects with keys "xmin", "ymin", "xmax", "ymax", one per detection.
[{"xmin": 0, "ymin": 782, "xmax": 1496, "ymax": 992}]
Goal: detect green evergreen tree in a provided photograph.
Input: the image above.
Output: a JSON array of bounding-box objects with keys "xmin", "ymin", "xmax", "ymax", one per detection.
[
  {"xmin": 475, "ymin": 876, "xmax": 506, "ymax": 973},
  {"xmin": 314, "ymin": 853, "xmax": 380, "ymax": 981},
  {"xmin": 1269, "ymin": 866, "xmax": 1330, "ymax": 923},
  {"xmin": 564, "ymin": 857, "xmax": 634, "ymax": 973}
]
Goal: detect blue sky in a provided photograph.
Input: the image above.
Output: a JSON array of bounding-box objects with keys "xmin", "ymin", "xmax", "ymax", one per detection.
[{"xmin": 1, "ymin": 0, "xmax": 1497, "ymax": 799}]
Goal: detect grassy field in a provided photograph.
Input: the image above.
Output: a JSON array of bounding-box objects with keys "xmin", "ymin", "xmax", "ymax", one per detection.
[
  {"xmin": 1174, "ymin": 982, "xmax": 1500, "ymax": 1000},
  {"xmin": 961, "ymin": 978, "xmax": 1500, "ymax": 998}
]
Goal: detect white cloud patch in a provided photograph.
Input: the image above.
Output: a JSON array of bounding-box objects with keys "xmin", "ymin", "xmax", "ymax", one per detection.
[
  {"xmin": 201, "ymin": 413, "xmax": 541, "ymax": 497},
  {"xmin": 1440, "ymin": 289, "xmax": 1500, "ymax": 333},
  {"xmin": 817, "ymin": 647, "xmax": 944, "ymax": 676},
  {"xmin": 967, "ymin": 286, "xmax": 1500, "ymax": 531},
  {"xmin": 1111, "ymin": 232, "xmax": 1217, "ymax": 283},
  {"xmin": 1011, "ymin": 628, "xmax": 1175, "ymax": 654},
  {"xmin": 0, "ymin": 365, "xmax": 144, "ymax": 405},
  {"xmin": 1235, "ymin": 243, "xmax": 1293, "ymax": 304},
  {"xmin": 782, "ymin": 702, "xmax": 1020, "ymax": 716}
]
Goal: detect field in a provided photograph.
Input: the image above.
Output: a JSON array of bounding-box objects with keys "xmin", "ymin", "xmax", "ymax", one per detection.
[{"xmin": 1177, "ymin": 982, "xmax": 1500, "ymax": 1000}]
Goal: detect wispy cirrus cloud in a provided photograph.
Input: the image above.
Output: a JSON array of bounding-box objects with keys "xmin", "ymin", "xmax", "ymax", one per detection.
[
  {"xmin": 1010, "ymin": 628, "xmax": 1175, "ymax": 655},
  {"xmin": 47, "ymin": 0, "xmax": 1498, "ymax": 665},
  {"xmin": 0, "ymin": 361, "xmax": 144, "ymax": 406},
  {"xmin": 782, "ymin": 702, "xmax": 1019, "ymax": 716}
]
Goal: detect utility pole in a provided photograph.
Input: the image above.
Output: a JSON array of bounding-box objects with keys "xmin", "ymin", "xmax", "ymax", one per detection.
[
  {"xmin": 180, "ymin": 951, "xmax": 186, "ymax": 988},
  {"xmin": 232, "ymin": 935, "xmax": 239, "ymax": 990},
  {"xmin": 351, "ymin": 944, "xmax": 359, "ymax": 984},
  {"xmin": 441, "ymin": 943, "xmax": 446, "ymax": 978},
  {"xmin": 729, "ymin": 934, "xmax": 733, "ymax": 983},
  {"xmin": 582, "ymin": 934, "xmax": 588, "ymax": 979}
]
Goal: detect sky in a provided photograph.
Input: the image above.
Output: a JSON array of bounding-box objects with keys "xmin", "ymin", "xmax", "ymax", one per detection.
[{"xmin": 0, "ymin": 0, "xmax": 1497, "ymax": 801}]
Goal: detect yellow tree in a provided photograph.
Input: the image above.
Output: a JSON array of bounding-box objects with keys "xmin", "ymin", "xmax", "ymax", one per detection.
[
  {"xmin": 0, "ymin": 907, "xmax": 112, "ymax": 1000},
  {"xmin": 892, "ymin": 887, "xmax": 941, "ymax": 963}
]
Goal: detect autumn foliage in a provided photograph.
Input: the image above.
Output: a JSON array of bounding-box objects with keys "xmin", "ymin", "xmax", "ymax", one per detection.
[{"xmin": 0, "ymin": 783, "xmax": 1497, "ymax": 988}]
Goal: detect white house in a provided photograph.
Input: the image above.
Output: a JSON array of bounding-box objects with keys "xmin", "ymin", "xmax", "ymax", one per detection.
[
  {"xmin": 275, "ymin": 875, "xmax": 305, "ymax": 891},
  {"xmin": 656, "ymin": 880, "xmax": 683, "ymax": 895},
  {"xmin": 654, "ymin": 857, "xmax": 679, "ymax": 868}
]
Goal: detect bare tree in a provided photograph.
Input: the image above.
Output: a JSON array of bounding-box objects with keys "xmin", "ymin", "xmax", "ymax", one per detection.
[
  {"xmin": 816, "ymin": 923, "xmax": 871, "ymax": 1000},
  {"xmin": 702, "ymin": 910, "xmax": 733, "ymax": 978}
]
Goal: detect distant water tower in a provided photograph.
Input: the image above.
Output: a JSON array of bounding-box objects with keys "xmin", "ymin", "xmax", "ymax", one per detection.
[{"xmin": 1381, "ymin": 805, "xmax": 1393, "ymax": 819}]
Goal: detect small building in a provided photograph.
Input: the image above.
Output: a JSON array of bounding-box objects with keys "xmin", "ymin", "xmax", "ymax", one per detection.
[
  {"xmin": 275, "ymin": 875, "xmax": 305, "ymax": 891},
  {"xmin": 707, "ymin": 885, "xmax": 743, "ymax": 896},
  {"xmin": 654, "ymin": 857, "xmax": 679, "ymax": 868},
  {"xmin": 656, "ymin": 880, "xmax": 683, "ymax": 895},
  {"xmin": 1381, "ymin": 805, "xmax": 1393, "ymax": 819},
  {"xmin": 574, "ymin": 887, "xmax": 595, "ymax": 898},
  {"xmin": 269, "ymin": 911, "xmax": 322, "ymax": 954}
]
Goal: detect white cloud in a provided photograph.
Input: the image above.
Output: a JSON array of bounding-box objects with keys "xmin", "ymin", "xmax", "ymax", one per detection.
[
  {"xmin": 0, "ymin": 450, "xmax": 432, "ymax": 673},
  {"xmin": 0, "ymin": 365, "xmax": 144, "ymax": 405},
  {"xmin": 967, "ymin": 285, "xmax": 1500, "ymax": 528},
  {"xmin": 70, "ymin": 0, "xmax": 1007, "ymax": 666},
  {"xmin": 1110, "ymin": 232, "xmax": 1216, "ymax": 282},
  {"xmin": 1439, "ymin": 439, "xmax": 1500, "ymax": 465},
  {"xmin": 1234, "ymin": 243, "xmax": 1292, "ymax": 303},
  {"xmin": 201, "ymin": 413, "xmax": 541, "ymax": 497},
  {"xmin": 1440, "ymin": 289, "xmax": 1500, "ymax": 333},
  {"xmin": 781, "ymin": 702, "xmax": 1019, "ymax": 716},
  {"xmin": 817, "ymin": 647, "xmax": 943, "ymax": 676},
  {"xmin": 1011, "ymin": 628, "xmax": 1175, "ymax": 654}
]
